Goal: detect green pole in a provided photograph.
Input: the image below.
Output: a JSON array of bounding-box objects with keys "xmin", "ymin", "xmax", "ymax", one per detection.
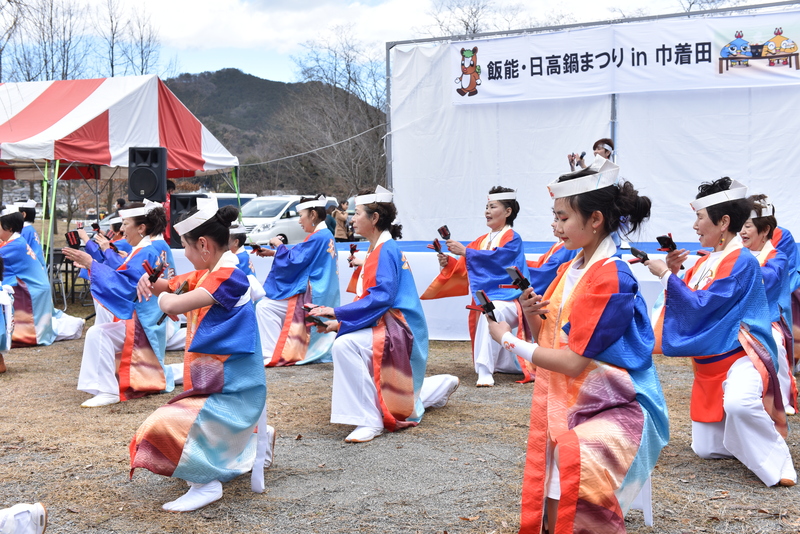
[
  {"xmin": 41, "ymin": 161, "xmax": 49, "ymax": 260},
  {"xmin": 231, "ymin": 166, "xmax": 242, "ymax": 222},
  {"xmin": 46, "ymin": 160, "xmax": 60, "ymax": 267}
]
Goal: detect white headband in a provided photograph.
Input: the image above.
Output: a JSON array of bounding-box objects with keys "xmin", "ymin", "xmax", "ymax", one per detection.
[
  {"xmin": 487, "ymin": 191, "xmax": 516, "ymax": 201},
  {"xmin": 0, "ymin": 206, "xmax": 19, "ymax": 216},
  {"xmin": 107, "ymin": 217, "xmax": 122, "ymax": 225},
  {"xmin": 296, "ymin": 196, "xmax": 327, "ymax": 211},
  {"xmin": 355, "ymin": 185, "xmax": 393, "ymax": 205},
  {"xmin": 750, "ymin": 197, "xmax": 775, "ymax": 220},
  {"xmin": 119, "ymin": 199, "xmax": 161, "ymax": 219},
  {"xmin": 174, "ymin": 197, "xmax": 220, "ymax": 236},
  {"xmin": 690, "ymin": 180, "xmax": 748, "ymax": 211},
  {"xmin": 600, "ymin": 143, "xmax": 614, "ymax": 154},
  {"xmin": 547, "ymin": 156, "xmax": 620, "ymax": 199},
  {"xmin": 14, "ymin": 200, "xmax": 36, "ymax": 208}
]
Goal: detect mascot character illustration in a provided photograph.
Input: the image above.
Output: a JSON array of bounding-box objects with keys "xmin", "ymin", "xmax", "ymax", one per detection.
[
  {"xmin": 720, "ymin": 31, "xmax": 752, "ymax": 67},
  {"xmin": 456, "ymin": 47, "xmax": 481, "ymax": 96},
  {"xmin": 763, "ymin": 28, "xmax": 798, "ymax": 66}
]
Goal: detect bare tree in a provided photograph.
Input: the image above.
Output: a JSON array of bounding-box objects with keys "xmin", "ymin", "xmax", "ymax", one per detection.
[
  {"xmin": 428, "ymin": 0, "xmax": 494, "ymax": 36},
  {"xmin": 121, "ymin": 10, "xmax": 160, "ymax": 76},
  {"xmin": 0, "ymin": 0, "xmax": 25, "ymax": 81},
  {"xmin": 678, "ymin": 0, "xmax": 747, "ymax": 11},
  {"xmin": 9, "ymin": 0, "xmax": 89, "ymax": 82},
  {"xmin": 271, "ymin": 26, "xmax": 386, "ymax": 197},
  {"xmin": 95, "ymin": 0, "xmax": 127, "ymax": 77}
]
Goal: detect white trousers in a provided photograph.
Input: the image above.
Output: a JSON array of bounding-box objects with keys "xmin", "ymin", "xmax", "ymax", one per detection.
[
  {"xmin": 52, "ymin": 310, "xmax": 84, "ymax": 341},
  {"xmin": 255, "ymin": 297, "xmax": 289, "ymax": 364},
  {"xmin": 691, "ymin": 356, "xmax": 794, "ymax": 486},
  {"xmin": 93, "ymin": 299, "xmax": 115, "ymax": 326},
  {"xmin": 330, "ymin": 328, "xmax": 457, "ymax": 427},
  {"xmin": 473, "ymin": 300, "xmax": 520, "ymax": 376},
  {"xmin": 165, "ymin": 320, "xmax": 187, "ymax": 351},
  {"xmin": 77, "ymin": 322, "xmax": 126, "ymax": 396}
]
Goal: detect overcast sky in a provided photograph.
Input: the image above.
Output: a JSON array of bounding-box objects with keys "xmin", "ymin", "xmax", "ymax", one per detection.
[{"xmin": 141, "ymin": 0, "xmax": 733, "ymax": 82}]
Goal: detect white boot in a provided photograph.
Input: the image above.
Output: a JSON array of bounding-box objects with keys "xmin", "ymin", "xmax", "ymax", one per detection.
[
  {"xmin": 0, "ymin": 503, "xmax": 47, "ymax": 534},
  {"xmin": 162, "ymin": 480, "xmax": 222, "ymax": 512}
]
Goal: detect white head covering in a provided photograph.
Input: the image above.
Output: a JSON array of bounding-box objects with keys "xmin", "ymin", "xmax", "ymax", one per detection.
[
  {"xmin": 107, "ymin": 217, "xmax": 122, "ymax": 225},
  {"xmin": 0, "ymin": 205, "xmax": 19, "ymax": 216},
  {"xmin": 487, "ymin": 190, "xmax": 516, "ymax": 201},
  {"xmin": 296, "ymin": 195, "xmax": 327, "ymax": 211},
  {"xmin": 174, "ymin": 197, "xmax": 220, "ymax": 236},
  {"xmin": 749, "ymin": 196, "xmax": 774, "ymax": 220},
  {"xmin": 119, "ymin": 198, "xmax": 162, "ymax": 219},
  {"xmin": 355, "ymin": 185, "xmax": 393, "ymax": 205},
  {"xmin": 690, "ymin": 180, "xmax": 748, "ymax": 212},
  {"xmin": 547, "ymin": 156, "xmax": 621, "ymax": 199},
  {"xmin": 13, "ymin": 200, "xmax": 36, "ymax": 208}
]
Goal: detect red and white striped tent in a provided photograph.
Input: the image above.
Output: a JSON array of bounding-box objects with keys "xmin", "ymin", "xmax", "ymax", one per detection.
[{"xmin": 0, "ymin": 74, "xmax": 237, "ymax": 180}]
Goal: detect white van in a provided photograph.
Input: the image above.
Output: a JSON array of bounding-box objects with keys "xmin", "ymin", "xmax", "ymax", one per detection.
[{"xmin": 243, "ymin": 195, "xmax": 337, "ymax": 245}]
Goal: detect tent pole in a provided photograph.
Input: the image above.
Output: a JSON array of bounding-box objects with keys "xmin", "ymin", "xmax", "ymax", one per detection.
[
  {"xmin": 41, "ymin": 161, "xmax": 50, "ymax": 267},
  {"xmin": 610, "ymin": 93, "xmax": 618, "ymax": 163},
  {"xmin": 47, "ymin": 160, "xmax": 60, "ymax": 278},
  {"xmin": 231, "ymin": 166, "xmax": 242, "ymax": 222}
]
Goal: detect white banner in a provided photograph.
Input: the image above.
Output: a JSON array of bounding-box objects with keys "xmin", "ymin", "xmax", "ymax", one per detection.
[{"xmin": 451, "ymin": 10, "xmax": 800, "ymax": 104}]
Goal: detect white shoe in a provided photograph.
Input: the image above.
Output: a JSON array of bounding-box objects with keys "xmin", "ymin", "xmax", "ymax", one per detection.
[
  {"xmin": 4, "ymin": 502, "xmax": 47, "ymax": 534},
  {"xmin": 163, "ymin": 480, "xmax": 222, "ymax": 512},
  {"xmin": 476, "ymin": 373, "xmax": 494, "ymax": 387},
  {"xmin": 428, "ymin": 377, "xmax": 460, "ymax": 408},
  {"xmin": 345, "ymin": 426, "xmax": 383, "ymax": 443},
  {"xmin": 80, "ymin": 393, "xmax": 120, "ymax": 407},
  {"xmin": 778, "ymin": 454, "xmax": 797, "ymax": 487},
  {"xmin": 786, "ymin": 405, "xmax": 796, "ymax": 416}
]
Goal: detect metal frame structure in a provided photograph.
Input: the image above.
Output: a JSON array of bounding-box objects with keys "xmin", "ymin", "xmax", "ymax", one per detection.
[{"xmin": 384, "ymin": 0, "xmax": 800, "ymax": 188}]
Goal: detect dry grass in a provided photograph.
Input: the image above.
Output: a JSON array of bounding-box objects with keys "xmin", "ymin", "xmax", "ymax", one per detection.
[{"xmin": 0, "ymin": 309, "xmax": 799, "ymax": 533}]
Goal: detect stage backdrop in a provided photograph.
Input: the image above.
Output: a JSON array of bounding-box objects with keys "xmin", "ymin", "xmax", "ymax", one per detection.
[{"xmin": 390, "ymin": 9, "xmax": 800, "ymax": 244}]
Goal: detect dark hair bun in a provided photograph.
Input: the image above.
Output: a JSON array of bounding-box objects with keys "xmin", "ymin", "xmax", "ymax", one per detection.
[{"xmin": 216, "ymin": 204, "xmax": 239, "ymax": 226}]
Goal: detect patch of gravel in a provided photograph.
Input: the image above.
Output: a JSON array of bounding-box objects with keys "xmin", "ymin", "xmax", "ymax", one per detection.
[{"xmin": 1, "ymin": 314, "xmax": 799, "ymax": 533}]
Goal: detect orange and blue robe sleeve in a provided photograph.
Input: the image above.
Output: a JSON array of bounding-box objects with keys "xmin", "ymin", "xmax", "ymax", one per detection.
[
  {"xmin": 464, "ymin": 231, "xmax": 530, "ymax": 301},
  {"xmin": 760, "ymin": 250, "xmax": 788, "ymax": 322},
  {"xmin": 190, "ymin": 268, "xmax": 258, "ymax": 356},
  {"xmin": 335, "ymin": 245, "xmax": 399, "ymax": 335},
  {"xmin": 661, "ymin": 251, "xmax": 776, "ymax": 359},
  {"xmin": 527, "ymin": 243, "xmax": 577, "ymax": 296},
  {"xmin": 773, "ymin": 226, "xmax": 800, "ymax": 291},
  {"xmin": 565, "ymin": 261, "xmax": 653, "ymax": 370},
  {"xmin": 264, "ymin": 239, "xmax": 318, "ymax": 299},
  {"xmin": 89, "ymin": 248, "xmax": 158, "ymax": 320}
]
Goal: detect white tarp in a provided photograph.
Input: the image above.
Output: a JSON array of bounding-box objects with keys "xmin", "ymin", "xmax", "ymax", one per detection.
[{"xmin": 390, "ymin": 10, "xmax": 800, "ymax": 244}]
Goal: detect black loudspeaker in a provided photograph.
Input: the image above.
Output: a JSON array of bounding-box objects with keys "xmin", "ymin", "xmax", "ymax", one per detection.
[
  {"xmin": 169, "ymin": 193, "xmax": 209, "ymax": 247},
  {"xmin": 128, "ymin": 147, "xmax": 168, "ymax": 202}
]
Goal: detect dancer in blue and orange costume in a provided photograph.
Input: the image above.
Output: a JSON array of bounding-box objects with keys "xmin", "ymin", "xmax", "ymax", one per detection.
[
  {"xmin": 228, "ymin": 222, "xmax": 266, "ymax": 300},
  {"xmin": 310, "ymin": 186, "xmax": 459, "ymax": 443},
  {"xmin": 646, "ymin": 177, "xmax": 796, "ymax": 487},
  {"xmin": 254, "ymin": 194, "xmax": 340, "ymax": 366},
  {"xmin": 75, "ymin": 218, "xmax": 133, "ymax": 324},
  {"xmin": 740, "ymin": 194, "xmax": 797, "ymax": 415},
  {"xmin": 0, "ymin": 206, "xmax": 84, "ymax": 347},
  {"xmin": 488, "ymin": 158, "xmax": 668, "ymax": 534},
  {"xmin": 13, "ymin": 200, "xmax": 45, "ymax": 267},
  {"xmin": 526, "ymin": 218, "xmax": 578, "ymax": 297},
  {"xmin": 132, "ymin": 203, "xmax": 272, "ymax": 512},
  {"xmin": 0, "ymin": 257, "xmax": 14, "ymax": 374},
  {"xmin": 63, "ymin": 200, "xmax": 173, "ymax": 407},
  {"xmin": 422, "ymin": 186, "xmax": 532, "ymax": 387}
]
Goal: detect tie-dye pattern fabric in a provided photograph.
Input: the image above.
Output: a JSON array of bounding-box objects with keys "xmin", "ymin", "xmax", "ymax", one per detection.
[
  {"xmin": 130, "ymin": 265, "xmax": 266, "ymax": 484},
  {"xmin": 0, "ymin": 235, "xmax": 55, "ymax": 346},
  {"xmin": 336, "ymin": 237, "xmax": 428, "ymax": 430},
  {"xmin": 263, "ymin": 228, "xmax": 340, "ymax": 366},
  {"xmin": 422, "ymin": 228, "xmax": 534, "ymax": 381},
  {"xmin": 520, "ymin": 257, "xmax": 668, "ymax": 534},
  {"xmin": 90, "ymin": 243, "xmax": 171, "ymax": 400}
]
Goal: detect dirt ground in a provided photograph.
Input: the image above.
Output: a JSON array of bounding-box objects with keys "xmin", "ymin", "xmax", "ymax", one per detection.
[{"xmin": 1, "ymin": 305, "xmax": 799, "ymax": 533}]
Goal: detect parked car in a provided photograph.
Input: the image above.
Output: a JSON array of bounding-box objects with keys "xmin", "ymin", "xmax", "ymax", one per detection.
[{"xmin": 244, "ymin": 195, "xmax": 337, "ymax": 245}]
